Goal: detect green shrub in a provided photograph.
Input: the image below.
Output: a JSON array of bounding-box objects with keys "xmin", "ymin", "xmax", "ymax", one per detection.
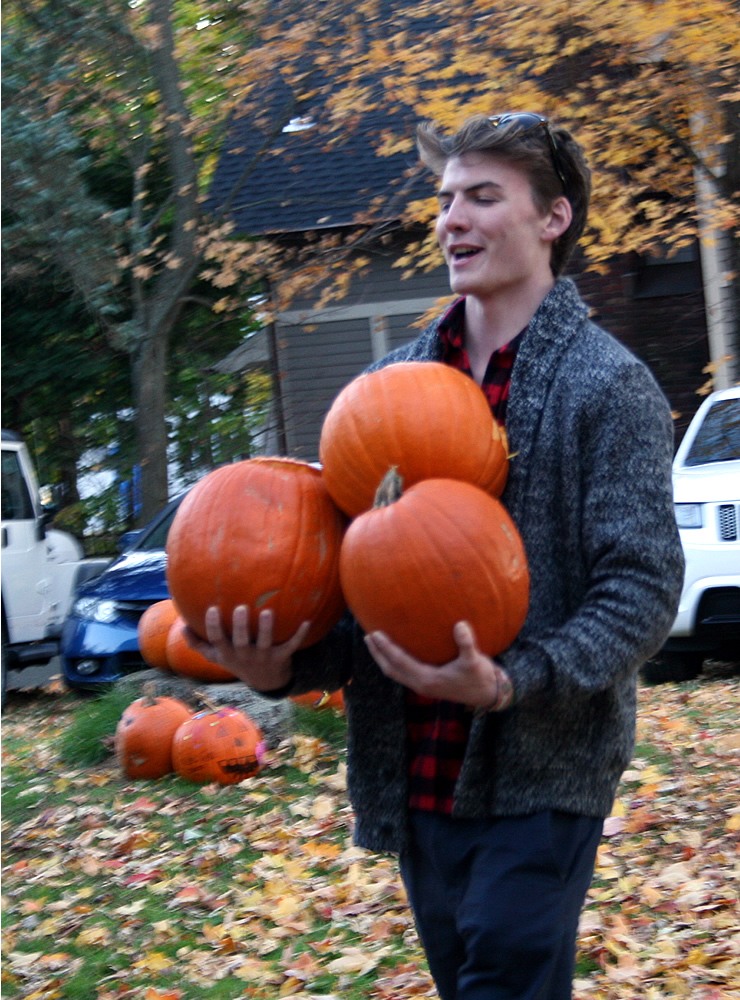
[{"xmin": 58, "ymin": 686, "xmax": 135, "ymax": 765}]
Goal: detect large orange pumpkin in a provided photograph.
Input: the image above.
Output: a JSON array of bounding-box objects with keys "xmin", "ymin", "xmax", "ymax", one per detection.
[
  {"xmin": 138, "ymin": 598, "xmax": 180, "ymax": 670},
  {"xmin": 166, "ymin": 617, "xmax": 239, "ymax": 682},
  {"xmin": 166, "ymin": 457, "xmax": 347, "ymax": 647},
  {"xmin": 172, "ymin": 706, "xmax": 265, "ymax": 785},
  {"xmin": 114, "ymin": 688, "xmax": 193, "ymax": 780},
  {"xmin": 339, "ymin": 472, "xmax": 529, "ymax": 664},
  {"xmin": 319, "ymin": 361, "xmax": 509, "ymax": 518}
]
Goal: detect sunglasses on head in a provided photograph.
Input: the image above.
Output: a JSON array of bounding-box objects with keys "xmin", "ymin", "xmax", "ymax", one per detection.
[{"xmin": 487, "ymin": 112, "xmax": 568, "ymax": 194}]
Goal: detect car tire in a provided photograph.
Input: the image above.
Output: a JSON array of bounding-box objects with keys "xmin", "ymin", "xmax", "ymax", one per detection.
[{"xmin": 640, "ymin": 650, "xmax": 705, "ymax": 684}]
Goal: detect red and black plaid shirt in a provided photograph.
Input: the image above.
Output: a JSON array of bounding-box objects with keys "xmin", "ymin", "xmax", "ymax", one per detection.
[{"xmin": 407, "ymin": 297, "xmax": 524, "ymax": 814}]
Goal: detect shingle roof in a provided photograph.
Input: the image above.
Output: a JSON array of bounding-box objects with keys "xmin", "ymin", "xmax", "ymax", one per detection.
[{"xmin": 206, "ymin": 95, "xmax": 431, "ymax": 236}]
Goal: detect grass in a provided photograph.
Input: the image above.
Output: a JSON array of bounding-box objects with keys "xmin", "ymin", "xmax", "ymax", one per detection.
[{"xmin": 57, "ymin": 685, "xmax": 135, "ymax": 766}]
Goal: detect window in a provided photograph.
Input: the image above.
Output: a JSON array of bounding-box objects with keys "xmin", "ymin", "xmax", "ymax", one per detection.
[
  {"xmin": 1, "ymin": 451, "xmax": 35, "ymax": 521},
  {"xmin": 685, "ymin": 398, "xmax": 740, "ymax": 466},
  {"xmin": 632, "ymin": 240, "xmax": 702, "ymax": 298}
]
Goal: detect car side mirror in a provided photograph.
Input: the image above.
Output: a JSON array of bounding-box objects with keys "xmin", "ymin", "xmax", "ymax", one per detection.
[
  {"xmin": 117, "ymin": 529, "xmax": 143, "ymax": 553},
  {"xmin": 36, "ymin": 506, "xmax": 57, "ymax": 541}
]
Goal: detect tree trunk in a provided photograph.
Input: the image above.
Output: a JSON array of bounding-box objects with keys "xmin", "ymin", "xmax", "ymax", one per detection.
[
  {"xmin": 132, "ymin": 328, "xmax": 169, "ymax": 526},
  {"xmin": 57, "ymin": 415, "xmax": 80, "ymax": 508}
]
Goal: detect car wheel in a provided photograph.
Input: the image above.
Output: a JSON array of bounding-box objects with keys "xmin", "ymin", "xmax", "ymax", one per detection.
[{"xmin": 640, "ymin": 650, "xmax": 705, "ymax": 684}]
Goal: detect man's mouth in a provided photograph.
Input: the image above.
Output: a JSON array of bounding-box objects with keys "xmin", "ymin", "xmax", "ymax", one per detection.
[{"xmin": 450, "ymin": 247, "xmax": 481, "ymax": 261}]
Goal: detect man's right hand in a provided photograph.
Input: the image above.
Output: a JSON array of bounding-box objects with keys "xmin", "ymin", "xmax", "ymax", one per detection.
[{"xmin": 184, "ymin": 605, "xmax": 309, "ymax": 692}]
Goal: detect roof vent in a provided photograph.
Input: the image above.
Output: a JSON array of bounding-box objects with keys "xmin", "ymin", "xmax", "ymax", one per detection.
[{"xmin": 282, "ymin": 116, "xmax": 316, "ymax": 133}]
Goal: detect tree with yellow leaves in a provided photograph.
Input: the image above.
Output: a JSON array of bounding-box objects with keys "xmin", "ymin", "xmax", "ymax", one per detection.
[{"xmin": 3, "ymin": 0, "xmax": 738, "ymax": 519}]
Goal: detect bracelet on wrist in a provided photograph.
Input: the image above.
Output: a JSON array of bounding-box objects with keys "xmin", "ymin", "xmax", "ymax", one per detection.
[{"xmin": 473, "ymin": 671, "xmax": 514, "ymax": 717}]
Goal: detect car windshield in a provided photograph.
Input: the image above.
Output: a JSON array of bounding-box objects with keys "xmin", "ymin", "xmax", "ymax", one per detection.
[
  {"xmin": 684, "ymin": 398, "xmax": 740, "ymax": 467},
  {"xmin": 135, "ymin": 500, "xmax": 182, "ymax": 552}
]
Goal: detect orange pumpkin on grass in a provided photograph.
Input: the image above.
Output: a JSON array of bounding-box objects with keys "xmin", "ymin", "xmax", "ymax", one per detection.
[
  {"xmin": 115, "ymin": 685, "xmax": 192, "ymax": 780},
  {"xmin": 319, "ymin": 361, "xmax": 509, "ymax": 518},
  {"xmin": 172, "ymin": 705, "xmax": 265, "ymax": 785},
  {"xmin": 166, "ymin": 457, "xmax": 347, "ymax": 648},
  {"xmin": 339, "ymin": 471, "xmax": 529, "ymax": 665}
]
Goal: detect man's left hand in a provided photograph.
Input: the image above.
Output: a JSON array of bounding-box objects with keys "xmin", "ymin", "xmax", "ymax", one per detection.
[{"xmin": 364, "ymin": 621, "xmax": 513, "ymax": 712}]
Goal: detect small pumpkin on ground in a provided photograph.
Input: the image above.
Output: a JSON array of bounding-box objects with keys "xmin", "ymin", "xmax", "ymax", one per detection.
[
  {"xmin": 290, "ymin": 689, "xmax": 345, "ymax": 711},
  {"xmin": 137, "ymin": 598, "xmax": 180, "ymax": 670},
  {"xmin": 166, "ymin": 457, "xmax": 347, "ymax": 647},
  {"xmin": 339, "ymin": 470, "xmax": 529, "ymax": 664},
  {"xmin": 114, "ymin": 683, "xmax": 192, "ymax": 780},
  {"xmin": 166, "ymin": 616, "xmax": 238, "ymax": 682},
  {"xmin": 172, "ymin": 701, "xmax": 265, "ymax": 785},
  {"xmin": 319, "ymin": 361, "xmax": 509, "ymax": 518}
]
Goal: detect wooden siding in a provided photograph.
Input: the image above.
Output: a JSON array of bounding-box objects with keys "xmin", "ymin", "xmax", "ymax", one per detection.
[
  {"xmin": 275, "ymin": 257, "xmax": 450, "ymax": 459},
  {"xmin": 272, "ymin": 241, "xmax": 711, "ymax": 459}
]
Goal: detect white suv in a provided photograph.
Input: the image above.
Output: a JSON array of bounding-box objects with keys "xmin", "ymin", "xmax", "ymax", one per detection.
[
  {"xmin": 1, "ymin": 430, "xmax": 107, "ymax": 702},
  {"xmin": 643, "ymin": 386, "xmax": 740, "ymax": 682}
]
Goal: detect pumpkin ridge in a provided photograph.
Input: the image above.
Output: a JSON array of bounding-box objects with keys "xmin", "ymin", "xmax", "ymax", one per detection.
[
  {"xmin": 283, "ymin": 475, "xmax": 338, "ymax": 643},
  {"xmin": 380, "ymin": 372, "xmax": 416, "ymax": 476},
  {"xmin": 390, "ymin": 488, "xmax": 471, "ymax": 607},
  {"xmin": 320, "ymin": 377, "xmax": 376, "ymax": 514},
  {"xmin": 415, "ymin": 484, "xmax": 528, "ymax": 633},
  {"xmin": 340, "ymin": 476, "xmax": 529, "ymax": 663},
  {"xmin": 279, "ymin": 469, "xmax": 313, "ymax": 624},
  {"xmin": 343, "ymin": 496, "xmax": 444, "ymax": 640},
  {"xmin": 344, "ymin": 381, "xmax": 390, "ymax": 507}
]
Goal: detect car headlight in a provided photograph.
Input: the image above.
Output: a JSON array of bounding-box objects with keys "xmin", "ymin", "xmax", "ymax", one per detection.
[
  {"xmin": 73, "ymin": 597, "xmax": 121, "ymax": 623},
  {"xmin": 674, "ymin": 503, "xmax": 703, "ymax": 529}
]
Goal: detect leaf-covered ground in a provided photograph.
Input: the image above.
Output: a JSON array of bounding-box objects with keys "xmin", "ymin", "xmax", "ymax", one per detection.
[{"xmin": 2, "ymin": 670, "xmax": 739, "ymax": 1000}]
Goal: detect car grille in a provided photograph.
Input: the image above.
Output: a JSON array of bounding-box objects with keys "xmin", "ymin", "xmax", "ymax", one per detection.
[
  {"xmin": 115, "ymin": 600, "xmax": 159, "ymax": 626},
  {"xmin": 118, "ymin": 650, "xmax": 149, "ymax": 673},
  {"xmin": 718, "ymin": 503, "xmax": 738, "ymax": 541}
]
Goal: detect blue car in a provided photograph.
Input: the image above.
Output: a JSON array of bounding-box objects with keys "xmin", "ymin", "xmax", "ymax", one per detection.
[{"xmin": 61, "ymin": 494, "xmax": 186, "ymax": 689}]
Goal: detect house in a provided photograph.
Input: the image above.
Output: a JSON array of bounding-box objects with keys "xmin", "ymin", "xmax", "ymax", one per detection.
[{"xmin": 207, "ymin": 65, "xmax": 733, "ymax": 458}]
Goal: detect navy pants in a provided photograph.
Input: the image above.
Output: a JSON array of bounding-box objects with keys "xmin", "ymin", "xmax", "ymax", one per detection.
[{"xmin": 399, "ymin": 809, "xmax": 603, "ymax": 1000}]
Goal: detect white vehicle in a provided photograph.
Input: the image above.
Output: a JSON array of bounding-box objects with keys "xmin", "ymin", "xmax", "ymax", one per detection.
[
  {"xmin": 1, "ymin": 430, "xmax": 107, "ymax": 703},
  {"xmin": 643, "ymin": 386, "xmax": 740, "ymax": 682}
]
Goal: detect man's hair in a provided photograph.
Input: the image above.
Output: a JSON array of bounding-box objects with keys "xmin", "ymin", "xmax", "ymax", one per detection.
[{"xmin": 417, "ymin": 113, "xmax": 591, "ymax": 277}]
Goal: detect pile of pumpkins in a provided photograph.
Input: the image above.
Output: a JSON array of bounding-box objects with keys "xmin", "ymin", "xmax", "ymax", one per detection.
[
  {"xmin": 117, "ymin": 361, "xmax": 529, "ymax": 786},
  {"xmin": 114, "ymin": 598, "xmax": 344, "ymax": 786},
  {"xmin": 163, "ymin": 361, "xmax": 529, "ymax": 667},
  {"xmin": 114, "ymin": 684, "xmax": 265, "ymax": 786}
]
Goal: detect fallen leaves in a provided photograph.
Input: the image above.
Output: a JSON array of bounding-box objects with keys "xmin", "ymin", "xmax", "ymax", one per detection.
[
  {"xmin": 2, "ymin": 677, "xmax": 740, "ymax": 999},
  {"xmin": 577, "ymin": 677, "xmax": 740, "ymax": 999},
  {"xmin": 1, "ymin": 696, "xmax": 424, "ymax": 999}
]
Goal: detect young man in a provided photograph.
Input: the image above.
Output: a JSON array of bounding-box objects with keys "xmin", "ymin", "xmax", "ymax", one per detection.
[{"xmin": 190, "ymin": 112, "xmax": 685, "ymax": 999}]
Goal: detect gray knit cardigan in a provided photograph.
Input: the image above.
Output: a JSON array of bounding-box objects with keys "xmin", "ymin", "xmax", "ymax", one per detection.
[{"xmin": 288, "ymin": 277, "xmax": 685, "ymax": 855}]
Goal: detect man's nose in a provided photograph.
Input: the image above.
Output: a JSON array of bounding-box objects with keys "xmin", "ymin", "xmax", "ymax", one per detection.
[{"xmin": 441, "ymin": 196, "xmax": 470, "ymax": 231}]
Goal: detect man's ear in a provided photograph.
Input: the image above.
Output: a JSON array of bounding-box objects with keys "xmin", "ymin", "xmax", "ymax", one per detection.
[{"xmin": 542, "ymin": 196, "xmax": 573, "ymax": 243}]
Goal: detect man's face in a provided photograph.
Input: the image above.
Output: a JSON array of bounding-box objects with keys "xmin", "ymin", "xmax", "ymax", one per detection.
[{"xmin": 435, "ymin": 152, "xmax": 555, "ymax": 301}]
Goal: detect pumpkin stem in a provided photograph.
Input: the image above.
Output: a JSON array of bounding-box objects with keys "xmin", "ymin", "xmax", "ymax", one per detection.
[
  {"xmin": 194, "ymin": 689, "xmax": 221, "ymax": 713},
  {"xmin": 373, "ymin": 467, "xmax": 403, "ymax": 508},
  {"xmin": 142, "ymin": 680, "xmax": 158, "ymax": 706}
]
